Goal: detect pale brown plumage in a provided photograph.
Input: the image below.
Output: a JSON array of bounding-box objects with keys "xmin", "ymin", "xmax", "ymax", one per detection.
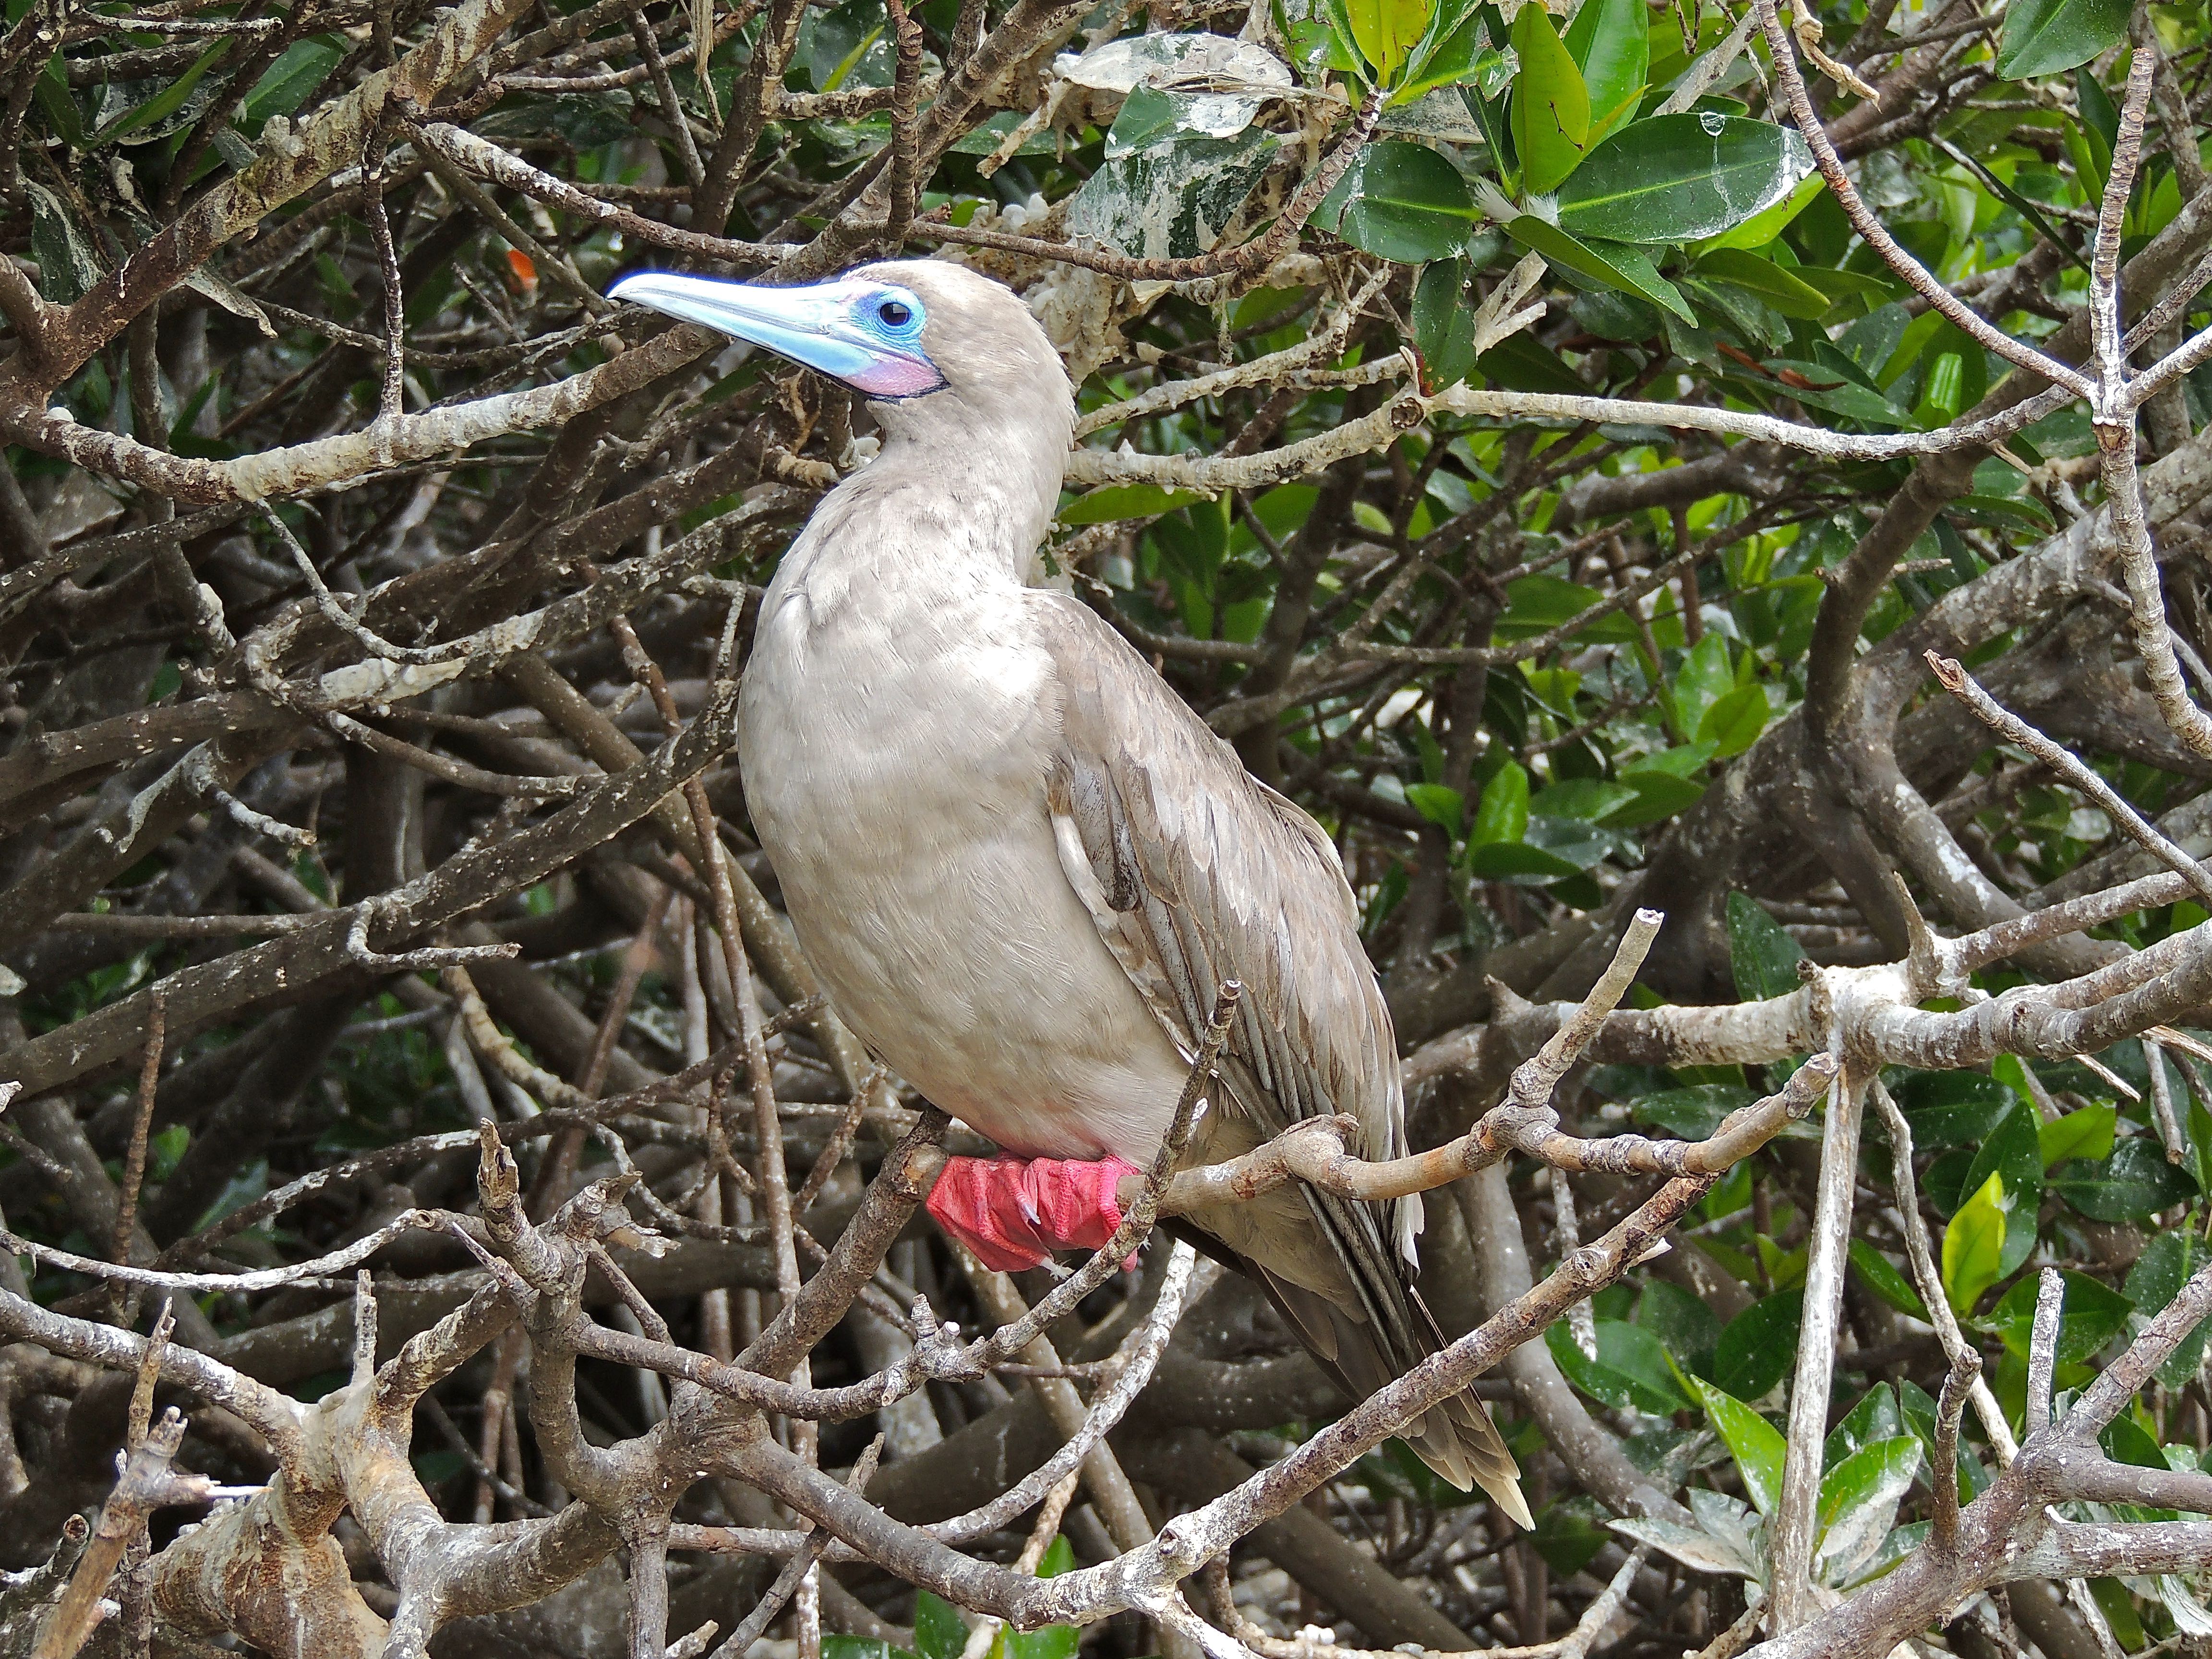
[
  {"xmin": 1044, "ymin": 606, "xmax": 1527, "ymax": 1521},
  {"xmin": 610, "ymin": 258, "xmax": 1527, "ymax": 1525}
]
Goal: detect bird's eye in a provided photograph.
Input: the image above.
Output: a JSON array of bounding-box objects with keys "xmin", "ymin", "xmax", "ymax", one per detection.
[{"xmin": 877, "ymin": 299, "xmax": 913, "ymax": 328}]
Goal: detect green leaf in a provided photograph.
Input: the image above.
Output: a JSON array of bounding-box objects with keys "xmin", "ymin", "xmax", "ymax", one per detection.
[
  {"xmin": 1726, "ymin": 892, "xmax": 1804, "ymax": 1002},
  {"xmin": 26, "ymin": 183, "xmax": 99, "ymax": 304},
  {"xmin": 1814, "ymin": 1437, "xmax": 1923, "ymax": 1586},
  {"xmin": 33, "ymin": 61, "xmax": 82, "ymax": 148},
  {"xmin": 1494, "ymin": 573, "xmax": 1642, "ymax": 642},
  {"xmin": 1531, "ymin": 779, "xmax": 1639, "ymax": 821},
  {"xmin": 1635, "ymin": 1083, "xmax": 1755, "ymax": 1140},
  {"xmin": 1986, "ymin": 1269, "xmax": 2133, "ymax": 1364},
  {"xmin": 1689, "ymin": 1376, "xmax": 1787, "ymax": 1515},
  {"xmin": 915, "ymin": 1595, "xmax": 968, "ymax": 1659},
  {"xmin": 1398, "ymin": 3, "xmax": 1505, "ymax": 103},
  {"xmin": 1547, "ymin": 1317, "xmax": 1691, "ymax": 1414},
  {"xmin": 1561, "ymin": 0, "xmax": 1646, "ymax": 146},
  {"xmin": 1699, "ymin": 174, "xmax": 1824, "ymax": 252},
  {"xmin": 1065, "ymin": 128, "xmax": 1277, "ymax": 261},
  {"xmin": 1412, "ymin": 258, "xmax": 1479, "ymax": 390},
  {"xmin": 1406, "ymin": 782, "xmax": 1466, "ymax": 833},
  {"xmin": 1692, "ymin": 248, "xmax": 1833, "ymax": 320},
  {"xmin": 2039, "ymin": 1103, "xmax": 2116, "ymax": 1167},
  {"xmin": 240, "ymin": 36, "xmax": 345, "ymax": 130},
  {"xmin": 1638, "ymin": 1279, "xmax": 1722, "ymax": 1378},
  {"xmin": 1502, "ymin": 215, "xmax": 1694, "ymax": 322},
  {"xmin": 1509, "ymin": 6, "xmax": 1590, "ymax": 194},
  {"xmin": 1316, "ymin": 139, "xmax": 1475, "ymax": 261},
  {"xmin": 1552, "ymin": 114, "xmax": 1815, "ymax": 244},
  {"xmin": 1849, "ymin": 1239, "xmax": 1929, "ymax": 1322},
  {"xmin": 2125, "ymin": 1230, "xmax": 2212, "ymax": 1389},
  {"xmin": 1994, "ymin": 0, "xmax": 2130, "ymax": 80},
  {"xmin": 1345, "ymin": 0, "xmax": 1434, "ymax": 81},
  {"xmin": 1470, "ymin": 759, "xmax": 1530, "ymax": 845},
  {"xmin": 2051, "ymin": 1139, "xmax": 2201, "ymax": 1222},
  {"xmin": 1463, "ymin": 840, "xmax": 1584, "ymax": 880},
  {"xmin": 1697, "ymin": 684, "xmax": 1770, "ymax": 757},
  {"xmin": 1893, "ymin": 1070, "xmax": 2014, "ymax": 1150},
  {"xmin": 1712, "ymin": 1291, "xmax": 1802, "ymax": 1400},
  {"xmin": 1963, "ymin": 1100, "xmax": 2044, "ymax": 1210},
  {"xmin": 1528, "ymin": 1495, "xmax": 1613, "ymax": 1577},
  {"xmin": 89, "ymin": 39, "xmax": 223, "ymax": 144},
  {"xmin": 1604, "ymin": 766, "xmax": 1707, "ymax": 826},
  {"xmin": 1941, "ymin": 1173, "xmax": 2007, "ymax": 1316},
  {"xmin": 1058, "ymin": 483, "xmax": 1211, "ymax": 524},
  {"xmin": 1826, "ymin": 1385, "xmax": 1904, "ymax": 1469}
]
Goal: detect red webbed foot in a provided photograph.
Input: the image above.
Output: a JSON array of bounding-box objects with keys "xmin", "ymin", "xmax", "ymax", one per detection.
[{"xmin": 924, "ymin": 1154, "xmax": 1145, "ymax": 1272}]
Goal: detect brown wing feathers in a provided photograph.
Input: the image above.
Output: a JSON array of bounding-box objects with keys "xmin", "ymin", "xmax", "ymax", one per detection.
[{"xmin": 1042, "ymin": 604, "xmax": 1532, "ymax": 1527}]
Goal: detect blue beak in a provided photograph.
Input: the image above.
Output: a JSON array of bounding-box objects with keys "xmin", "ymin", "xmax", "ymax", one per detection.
[{"xmin": 608, "ymin": 271, "xmax": 944, "ymax": 399}]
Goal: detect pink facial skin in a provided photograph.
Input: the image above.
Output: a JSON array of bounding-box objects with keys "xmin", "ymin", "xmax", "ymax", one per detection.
[{"xmin": 846, "ymin": 352, "xmax": 945, "ymax": 399}]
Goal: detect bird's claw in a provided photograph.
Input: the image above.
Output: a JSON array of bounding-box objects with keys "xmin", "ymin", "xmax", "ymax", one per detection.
[{"xmin": 924, "ymin": 1154, "xmax": 1144, "ymax": 1273}]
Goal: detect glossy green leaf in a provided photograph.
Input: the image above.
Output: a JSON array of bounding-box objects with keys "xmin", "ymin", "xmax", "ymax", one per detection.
[
  {"xmin": 1689, "ymin": 1376, "xmax": 1787, "ymax": 1515},
  {"xmin": 1561, "ymin": 0, "xmax": 1646, "ymax": 145},
  {"xmin": 1635, "ymin": 1083, "xmax": 1755, "ymax": 1141},
  {"xmin": 1344, "ymin": 0, "xmax": 1433, "ymax": 82},
  {"xmin": 26, "ymin": 183, "xmax": 99, "ymax": 304},
  {"xmin": 1547, "ymin": 1317, "xmax": 1691, "ymax": 1414},
  {"xmin": 2039, "ymin": 1103, "xmax": 2116, "ymax": 1167},
  {"xmin": 1963, "ymin": 1100, "xmax": 2044, "ymax": 1208},
  {"xmin": 1463, "ymin": 840, "xmax": 1584, "ymax": 879},
  {"xmin": 1700, "ymin": 174, "xmax": 1824, "ymax": 252},
  {"xmin": 1985, "ymin": 1269, "xmax": 2133, "ymax": 1364},
  {"xmin": 1406, "ymin": 781, "xmax": 1466, "ymax": 833},
  {"xmin": 1502, "ymin": 215, "xmax": 1693, "ymax": 322},
  {"xmin": 1528, "ymin": 1495, "xmax": 1613, "ymax": 1576},
  {"xmin": 2126, "ymin": 1230, "xmax": 2212, "ymax": 1388},
  {"xmin": 1493, "ymin": 573, "xmax": 1644, "ymax": 642},
  {"xmin": 1469, "ymin": 759, "xmax": 1530, "ymax": 845},
  {"xmin": 1693, "ymin": 248, "xmax": 1833, "ymax": 320},
  {"xmin": 1941, "ymin": 1173, "xmax": 2007, "ymax": 1316},
  {"xmin": 1697, "ymin": 684, "xmax": 1770, "ymax": 757},
  {"xmin": 1531, "ymin": 778, "xmax": 1639, "ymax": 821},
  {"xmin": 1509, "ymin": 6, "xmax": 1589, "ymax": 194},
  {"xmin": 1412, "ymin": 258, "xmax": 1479, "ymax": 389},
  {"xmin": 1058, "ymin": 483, "xmax": 1211, "ymax": 524},
  {"xmin": 1849, "ymin": 1239, "xmax": 1929, "ymax": 1322},
  {"xmin": 1712, "ymin": 1290, "xmax": 1802, "ymax": 1401},
  {"xmin": 1604, "ymin": 766, "xmax": 1707, "ymax": 826},
  {"xmin": 1398, "ymin": 3, "xmax": 1506, "ymax": 103},
  {"xmin": 240, "ymin": 37, "xmax": 345, "ymax": 130},
  {"xmin": 1726, "ymin": 892, "xmax": 1804, "ymax": 1002},
  {"xmin": 1316, "ymin": 139, "xmax": 1475, "ymax": 261},
  {"xmin": 827, "ymin": 1641, "xmax": 922, "ymax": 1659},
  {"xmin": 915, "ymin": 1594, "xmax": 969, "ymax": 1659},
  {"xmin": 1826, "ymin": 1385, "xmax": 1904, "ymax": 1470},
  {"xmin": 89, "ymin": 39, "xmax": 222, "ymax": 144},
  {"xmin": 1894, "ymin": 1070, "xmax": 2015, "ymax": 1150},
  {"xmin": 1553, "ymin": 114, "xmax": 1815, "ymax": 244},
  {"xmin": 2051, "ymin": 1138, "xmax": 2201, "ymax": 1222},
  {"xmin": 1638, "ymin": 1279, "xmax": 1722, "ymax": 1378},
  {"xmin": 1815, "ymin": 1436, "xmax": 1923, "ymax": 1586},
  {"xmin": 1995, "ymin": 0, "xmax": 2130, "ymax": 79}
]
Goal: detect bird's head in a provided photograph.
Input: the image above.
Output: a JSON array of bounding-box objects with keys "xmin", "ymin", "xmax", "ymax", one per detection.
[{"xmin": 607, "ymin": 260, "xmax": 1070, "ymax": 445}]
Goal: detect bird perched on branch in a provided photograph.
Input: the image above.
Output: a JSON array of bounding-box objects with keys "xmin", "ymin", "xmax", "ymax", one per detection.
[{"xmin": 610, "ymin": 261, "xmax": 1529, "ymax": 1525}]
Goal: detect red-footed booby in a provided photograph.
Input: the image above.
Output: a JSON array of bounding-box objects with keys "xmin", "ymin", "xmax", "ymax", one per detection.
[{"xmin": 609, "ymin": 261, "xmax": 1529, "ymax": 1524}]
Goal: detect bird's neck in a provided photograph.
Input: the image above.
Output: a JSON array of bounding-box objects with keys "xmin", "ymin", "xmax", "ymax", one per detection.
[{"xmin": 788, "ymin": 410, "xmax": 1069, "ymax": 599}]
